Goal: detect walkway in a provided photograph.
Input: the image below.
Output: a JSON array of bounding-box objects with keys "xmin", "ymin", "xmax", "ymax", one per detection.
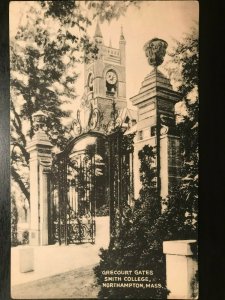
[
  {"xmin": 11, "ymin": 216, "xmax": 109, "ymax": 298},
  {"xmin": 11, "ymin": 265, "xmax": 100, "ymax": 299}
]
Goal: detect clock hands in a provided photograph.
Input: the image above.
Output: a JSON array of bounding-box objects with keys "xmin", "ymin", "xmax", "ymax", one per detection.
[{"xmin": 106, "ymin": 71, "xmax": 117, "ymax": 84}]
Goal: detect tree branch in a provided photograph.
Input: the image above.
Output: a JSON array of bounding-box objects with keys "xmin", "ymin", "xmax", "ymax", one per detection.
[
  {"xmin": 11, "ymin": 101, "xmax": 27, "ymax": 148},
  {"xmin": 11, "ymin": 141, "xmax": 30, "ymax": 165},
  {"xmin": 11, "ymin": 165, "xmax": 30, "ymax": 202}
]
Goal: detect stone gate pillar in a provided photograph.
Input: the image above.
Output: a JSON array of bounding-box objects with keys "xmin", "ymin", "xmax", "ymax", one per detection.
[
  {"xmin": 163, "ymin": 240, "xmax": 198, "ymax": 299},
  {"xmin": 130, "ymin": 38, "xmax": 181, "ymax": 200},
  {"xmin": 26, "ymin": 111, "xmax": 53, "ymax": 246}
]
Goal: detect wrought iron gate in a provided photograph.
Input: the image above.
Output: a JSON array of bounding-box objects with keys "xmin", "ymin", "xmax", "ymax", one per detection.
[
  {"xmin": 107, "ymin": 130, "xmax": 134, "ymax": 232},
  {"xmin": 49, "ymin": 130, "xmax": 134, "ymax": 245},
  {"xmin": 50, "ymin": 133, "xmax": 107, "ymax": 245}
]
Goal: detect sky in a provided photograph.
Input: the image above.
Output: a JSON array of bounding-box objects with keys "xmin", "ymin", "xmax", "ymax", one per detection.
[{"xmin": 10, "ymin": 1, "xmax": 199, "ymax": 110}]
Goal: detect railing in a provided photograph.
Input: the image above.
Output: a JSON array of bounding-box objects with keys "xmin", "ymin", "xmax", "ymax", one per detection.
[{"xmin": 53, "ymin": 217, "xmax": 96, "ymax": 245}]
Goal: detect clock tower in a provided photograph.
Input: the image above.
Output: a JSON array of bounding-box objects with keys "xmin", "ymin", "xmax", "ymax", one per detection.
[{"xmin": 84, "ymin": 22, "xmax": 127, "ymax": 127}]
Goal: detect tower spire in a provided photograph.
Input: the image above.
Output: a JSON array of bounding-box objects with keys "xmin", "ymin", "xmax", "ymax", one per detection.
[
  {"xmin": 120, "ymin": 25, "xmax": 125, "ymax": 41},
  {"xmin": 119, "ymin": 25, "xmax": 126, "ymax": 65},
  {"xmin": 94, "ymin": 21, "xmax": 103, "ymax": 38},
  {"xmin": 94, "ymin": 21, "xmax": 103, "ymax": 44}
]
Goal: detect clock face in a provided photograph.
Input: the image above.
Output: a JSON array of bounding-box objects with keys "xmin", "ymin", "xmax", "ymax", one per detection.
[{"xmin": 106, "ymin": 70, "xmax": 117, "ymax": 85}]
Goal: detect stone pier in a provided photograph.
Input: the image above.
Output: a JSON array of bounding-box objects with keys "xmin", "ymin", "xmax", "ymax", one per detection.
[
  {"xmin": 163, "ymin": 240, "xmax": 198, "ymax": 299},
  {"xmin": 26, "ymin": 111, "xmax": 53, "ymax": 246}
]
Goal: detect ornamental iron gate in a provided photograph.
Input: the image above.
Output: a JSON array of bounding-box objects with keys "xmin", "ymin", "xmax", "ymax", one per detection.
[
  {"xmin": 49, "ymin": 133, "xmax": 107, "ymax": 245},
  {"xmin": 107, "ymin": 130, "xmax": 134, "ymax": 232},
  {"xmin": 49, "ymin": 130, "xmax": 134, "ymax": 245}
]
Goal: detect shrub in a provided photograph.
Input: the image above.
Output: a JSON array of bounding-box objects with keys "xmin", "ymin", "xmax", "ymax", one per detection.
[
  {"xmin": 94, "ymin": 145, "xmax": 168, "ymax": 299},
  {"xmin": 96, "ymin": 204, "xmax": 109, "ymax": 217},
  {"xmin": 11, "ymin": 195, "xmax": 19, "ymax": 247},
  {"xmin": 94, "ymin": 140, "xmax": 197, "ymax": 298},
  {"xmin": 22, "ymin": 230, "xmax": 29, "ymax": 244}
]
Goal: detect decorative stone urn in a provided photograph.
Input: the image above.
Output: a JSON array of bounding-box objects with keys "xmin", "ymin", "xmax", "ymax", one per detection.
[
  {"xmin": 143, "ymin": 38, "xmax": 168, "ymax": 67},
  {"xmin": 32, "ymin": 110, "xmax": 48, "ymax": 132}
]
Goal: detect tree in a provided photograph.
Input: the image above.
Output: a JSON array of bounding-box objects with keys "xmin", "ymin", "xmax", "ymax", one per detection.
[
  {"xmin": 10, "ymin": 0, "xmax": 142, "ymax": 204},
  {"xmin": 10, "ymin": 1, "xmax": 99, "ymax": 203},
  {"xmin": 165, "ymin": 25, "xmax": 198, "ymax": 97},
  {"xmin": 165, "ymin": 25, "xmax": 199, "ymax": 230},
  {"xmin": 84, "ymin": 1, "xmax": 141, "ymax": 23}
]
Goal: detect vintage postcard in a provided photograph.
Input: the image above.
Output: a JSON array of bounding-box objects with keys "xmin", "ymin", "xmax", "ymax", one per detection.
[{"xmin": 10, "ymin": 1, "xmax": 199, "ymax": 299}]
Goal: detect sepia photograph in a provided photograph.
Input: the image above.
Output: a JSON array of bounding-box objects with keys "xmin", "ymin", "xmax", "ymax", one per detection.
[{"xmin": 10, "ymin": 1, "xmax": 199, "ymax": 299}]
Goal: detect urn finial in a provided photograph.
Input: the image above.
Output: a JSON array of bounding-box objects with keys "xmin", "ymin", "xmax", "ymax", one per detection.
[
  {"xmin": 32, "ymin": 110, "xmax": 48, "ymax": 132},
  {"xmin": 143, "ymin": 38, "xmax": 168, "ymax": 68}
]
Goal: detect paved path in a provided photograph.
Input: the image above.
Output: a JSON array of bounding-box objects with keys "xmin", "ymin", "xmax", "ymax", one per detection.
[
  {"xmin": 11, "ymin": 217, "xmax": 109, "ymax": 288},
  {"xmin": 11, "ymin": 265, "xmax": 100, "ymax": 299}
]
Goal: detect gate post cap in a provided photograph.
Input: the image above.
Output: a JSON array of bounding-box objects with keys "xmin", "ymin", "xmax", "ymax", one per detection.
[{"xmin": 163, "ymin": 240, "xmax": 197, "ymax": 256}]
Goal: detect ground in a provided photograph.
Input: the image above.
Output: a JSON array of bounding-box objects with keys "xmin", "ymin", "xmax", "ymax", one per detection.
[
  {"xmin": 11, "ymin": 265, "xmax": 99, "ymax": 299},
  {"xmin": 11, "ymin": 216, "xmax": 109, "ymax": 299}
]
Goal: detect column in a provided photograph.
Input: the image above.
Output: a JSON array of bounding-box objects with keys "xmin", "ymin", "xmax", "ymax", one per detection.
[{"xmin": 26, "ymin": 111, "xmax": 53, "ymax": 246}]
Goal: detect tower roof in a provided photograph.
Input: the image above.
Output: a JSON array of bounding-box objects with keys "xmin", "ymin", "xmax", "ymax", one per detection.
[
  {"xmin": 94, "ymin": 21, "xmax": 103, "ymax": 38},
  {"xmin": 120, "ymin": 26, "xmax": 125, "ymax": 41}
]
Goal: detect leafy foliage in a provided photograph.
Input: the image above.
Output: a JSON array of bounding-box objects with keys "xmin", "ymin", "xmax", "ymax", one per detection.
[
  {"xmin": 22, "ymin": 230, "xmax": 29, "ymax": 245},
  {"xmin": 84, "ymin": 1, "xmax": 142, "ymax": 23},
  {"xmin": 177, "ymin": 103, "xmax": 198, "ymax": 230},
  {"xmin": 11, "ymin": 195, "xmax": 19, "ymax": 246},
  {"xmin": 165, "ymin": 25, "xmax": 198, "ymax": 97},
  {"xmin": 94, "ymin": 145, "xmax": 168, "ymax": 299},
  {"xmin": 163, "ymin": 25, "xmax": 198, "ymax": 230},
  {"xmin": 10, "ymin": 1, "xmax": 98, "ymax": 202},
  {"xmin": 10, "ymin": 0, "xmax": 143, "ymax": 204},
  {"xmin": 96, "ymin": 204, "xmax": 109, "ymax": 217},
  {"xmin": 94, "ymin": 146, "xmax": 197, "ymax": 299},
  {"xmin": 169, "ymin": 25, "xmax": 199, "ymax": 229}
]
